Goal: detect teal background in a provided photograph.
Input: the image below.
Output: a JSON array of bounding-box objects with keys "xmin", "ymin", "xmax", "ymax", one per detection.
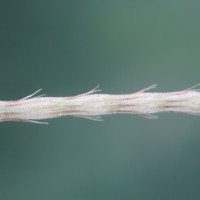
[{"xmin": 1, "ymin": 1, "xmax": 200, "ymax": 199}]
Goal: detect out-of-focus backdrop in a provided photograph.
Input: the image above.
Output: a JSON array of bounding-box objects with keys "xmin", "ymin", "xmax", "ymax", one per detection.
[{"xmin": 0, "ymin": 1, "xmax": 200, "ymax": 199}]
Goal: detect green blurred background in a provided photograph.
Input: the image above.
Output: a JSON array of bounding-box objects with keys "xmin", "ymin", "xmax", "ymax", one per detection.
[{"xmin": 0, "ymin": 1, "xmax": 200, "ymax": 199}]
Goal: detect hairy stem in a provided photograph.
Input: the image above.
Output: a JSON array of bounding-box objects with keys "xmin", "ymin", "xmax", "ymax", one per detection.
[{"xmin": 0, "ymin": 85, "xmax": 200, "ymax": 124}]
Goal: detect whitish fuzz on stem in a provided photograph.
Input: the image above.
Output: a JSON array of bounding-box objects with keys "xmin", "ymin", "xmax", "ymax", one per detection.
[{"xmin": 0, "ymin": 84, "xmax": 200, "ymax": 124}]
